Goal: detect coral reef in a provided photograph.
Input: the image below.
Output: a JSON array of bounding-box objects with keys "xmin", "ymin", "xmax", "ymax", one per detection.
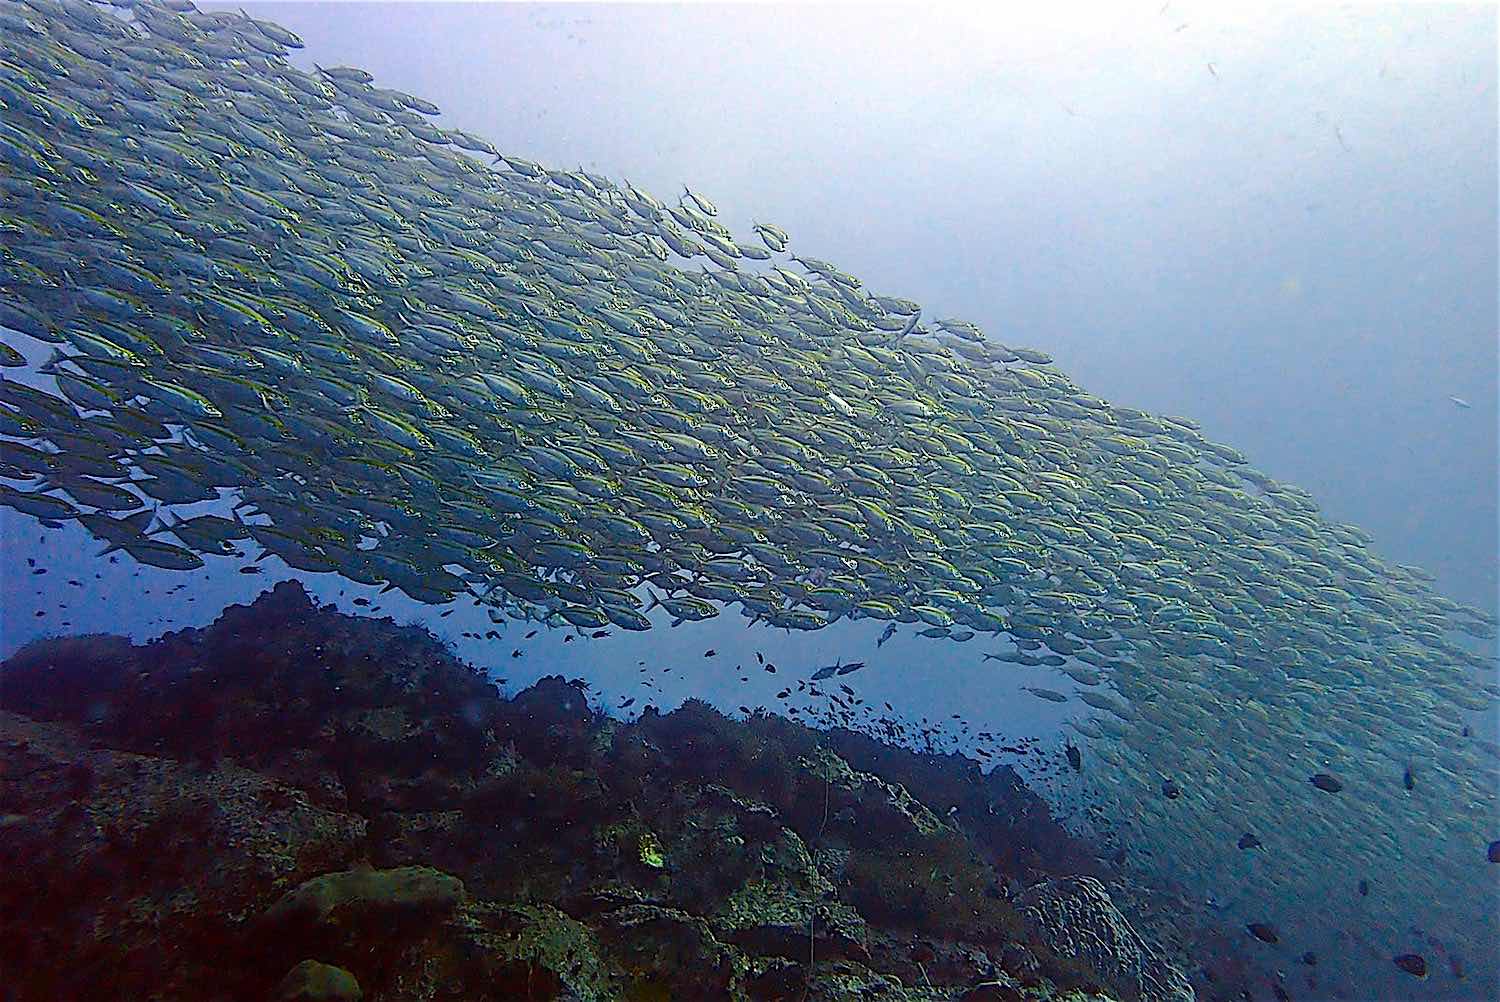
[{"xmin": 0, "ymin": 583, "xmax": 1198, "ymax": 1001}]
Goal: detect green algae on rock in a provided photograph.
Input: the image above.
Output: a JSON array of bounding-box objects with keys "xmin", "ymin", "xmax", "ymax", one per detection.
[{"xmin": 277, "ymin": 960, "xmax": 363, "ymax": 1002}]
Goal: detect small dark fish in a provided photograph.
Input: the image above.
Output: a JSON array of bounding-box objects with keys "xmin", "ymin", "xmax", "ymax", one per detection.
[
  {"xmin": 1064, "ymin": 742, "xmax": 1081, "ymax": 772},
  {"xmin": 239, "ymin": 565, "xmax": 263, "ymax": 574},
  {"xmin": 440, "ymin": 609, "xmax": 452, "ymax": 618},
  {"xmin": 811, "ymin": 663, "xmax": 840, "ymax": 680},
  {"xmin": 704, "ymin": 648, "xmax": 716, "ymax": 657},
  {"xmin": 1300, "ymin": 952, "xmax": 1318, "ymax": 966},
  {"xmin": 591, "ymin": 630, "xmax": 611, "ymax": 638},
  {"xmin": 755, "ymin": 651, "xmax": 764, "ymax": 664},
  {"xmin": 1310, "ymin": 773, "xmax": 1343, "ymax": 793},
  {"xmin": 839, "ymin": 683, "xmax": 856, "ymax": 697},
  {"xmin": 525, "ymin": 629, "xmax": 538, "ymax": 639},
  {"xmin": 835, "ymin": 661, "xmax": 865, "ymax": 676},
  {"xmin": 1487, "ymin": 840, "xmax": 1499, "ymax": 863},
  {"xmin": 1392, "ymin": 954, "xmax": 1427, "ymax": 978},
  {"xmin": 510, "ymin": 649, "xmax": 522, "ymax": 658},
  {"xmin": 563, "ymin": 634, "xmax": 573, "ymax": 642},
  {"xmin": 1403, "ymin": 765, "xmax": 1414, "ymax": 791},
  {"xmin": 738, "ymin": 705, "xmax": 750, "ymax": 714},
  {"xmin": 1162, "ymin": 778, "xmax": 1182, "ymax": 800},
  {"xmin": 353, "ymin": 597, "xmax": 370, "ymax": 606},
  {"xmin": 1238, "ymin": 832, "xmax": 1262, "ymax": 850},
  {"xmin": 877, "ymin": 623, "xmax": 897, "ymax": 647},
  {"xmin": 1247, "ymin": 922, "xmax": 1280, "ymax": 944},
  {"xmin": 764, "ymin": 663, "xmax": 776, "ymax": 673},
  {"xmin": 1358, "ymin": 879, "xmax": 1369, "ymax": 897},
  {"xmin": 620, "ymin": 698, "xmax": 634, "ymax": 708},
  {"xmin": 1462, "ymin": 724, "xmax": 1471, "ymax": 737}
]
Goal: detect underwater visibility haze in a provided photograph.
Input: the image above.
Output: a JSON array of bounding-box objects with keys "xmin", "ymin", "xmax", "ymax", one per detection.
[{"xmin": 0, "ymin": 2, "xmax": 1496, "ymax": 1001}]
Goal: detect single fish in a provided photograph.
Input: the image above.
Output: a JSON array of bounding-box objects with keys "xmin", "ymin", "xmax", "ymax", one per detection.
[
  {"xmin": 1247, "ymin": 923, "xmax": 1280, "ymax": 944},
  {"xmin": 1392, "ymin": 954, "xmax": 1427, "ymax": 978}
]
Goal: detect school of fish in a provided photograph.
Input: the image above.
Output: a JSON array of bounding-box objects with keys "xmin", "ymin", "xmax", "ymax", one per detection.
[{"xmin": 1, "ymin": 0, "xmax": 1497, "ymax": 996}]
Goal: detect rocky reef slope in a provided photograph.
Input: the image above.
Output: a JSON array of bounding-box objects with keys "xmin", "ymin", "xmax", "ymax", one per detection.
[{"xmin": 0, "ymin": 583, "xmax": 1195, "ymax": 1002}]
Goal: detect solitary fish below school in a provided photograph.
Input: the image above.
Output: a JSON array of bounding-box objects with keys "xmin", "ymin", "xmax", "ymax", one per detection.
[
  {"xmin": 1393, "ymin": 954, "xmax": 1428, "ymax": 978},
  {"xmin": 1247, "ymin": 923, "xmax": 1280, "ymax": 944}
]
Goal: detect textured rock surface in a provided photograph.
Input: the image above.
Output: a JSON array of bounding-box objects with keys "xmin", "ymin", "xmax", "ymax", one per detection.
[
  {"xmin": 0, "ymin": 583, "xmax": 1203, "ymax": 1001},
  {"xmin": 1017, "ymin": 876, "xmax": 1194, "ymax": 1002},
  {"xmin": 278, "ymin": 960, "xmax": 364, "ymax": 1001}
]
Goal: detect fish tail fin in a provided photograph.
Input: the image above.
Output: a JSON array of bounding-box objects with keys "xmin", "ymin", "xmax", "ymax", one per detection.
[{"xmin": 145, "ymin": 505, "xmax": 170, "ymax": 534}]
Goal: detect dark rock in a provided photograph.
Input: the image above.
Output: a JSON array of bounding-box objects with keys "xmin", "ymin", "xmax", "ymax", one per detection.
[
  {"xmin": 1000, "ymin": 941, "xmax": 1041, "ymax": 984},
  {"xmin": 0, "ymin": 585, "xmax": 1205, "ymax": 1002},
  {"xmin": 960, "ymin": 981, "xmax": 1028, "ymax": 1001}
]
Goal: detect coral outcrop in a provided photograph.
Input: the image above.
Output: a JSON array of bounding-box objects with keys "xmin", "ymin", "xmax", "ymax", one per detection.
[{"xmin": 0, "ymin": 582, "xmax": 1198, "ymax": 1001}]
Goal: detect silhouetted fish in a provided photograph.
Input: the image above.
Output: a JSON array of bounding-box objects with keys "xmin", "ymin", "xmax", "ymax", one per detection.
[
  {"xmin": 1393, "ymin": 954, "xmax": 1427, "ymax": 978},
  {"xmin": 1247, "ymin": 922, "xmax": 1280, "ymax": 944}
]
